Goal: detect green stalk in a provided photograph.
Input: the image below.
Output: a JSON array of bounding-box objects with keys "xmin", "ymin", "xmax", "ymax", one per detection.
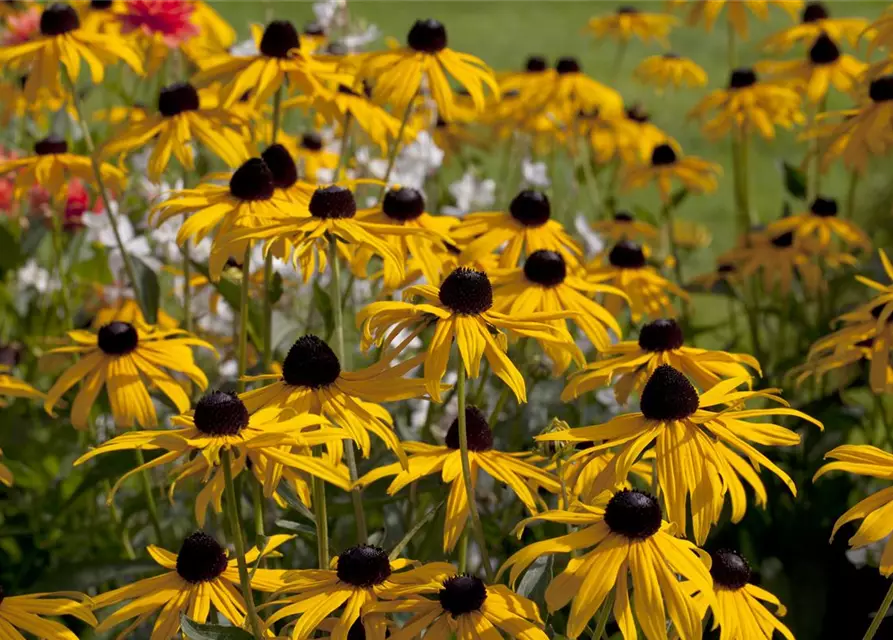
[
  {"xmin": 50, "ymin": 215, "xmax": 72, "ymax": 330},
  {"xmin": 864, "ymin": 579, "xmax": 893, "ymax": 640},
  {"xmin": 222, "ymin": 450, "xmax": 265, "ymax": 640},
  {"xmin": 312, "ymin": 474, "xmax": 329, "ymax": 568},
  {"xmin": 458, "ymin": 530, "xmax": 469, "ymax": 573},
  {"xmin": 251, "ymin": 479, "xmax": 265, "ymax": 544},
  {"xmin": 133, "ymin": 447, "xmax": 165, "ymax": 546},
  {"xmin": 592, "ymin": 591, "xmax": 615, "ymax": 640},
  {"xmin": 661, "ymin": 202, "xmax": 691, "ymax": 334},
  {"xmin": 845, "ymin": 169, "xmax": 860, "ymax": 220},
  {"xmin": 103, "ymin": 479, "xmax": 136, "ymax": 560},
  {"xmin": 379, "ymin": 92, "xmax": 417, "ymax": 200},
  {"xmin": 336, "ymin": 113, "xmax": 353, "ymax": 183},
  {"xmin": 263, "ymin": 86, "xmax": 285, "ymax": 370},
  {"xmin": 237, "ymin": 245, "xmax": 251, "ymax": 393},
  {"xmin": 182, "ymin": 241, "xmax": 193, "ymax": 333}
]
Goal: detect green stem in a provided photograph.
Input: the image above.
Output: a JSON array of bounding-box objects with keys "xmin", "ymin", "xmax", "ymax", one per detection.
[
  {"xmin": 379, "ymin": 92, "xmax": 417, "ymax": 200},
  {"xmin": 103, "ymin": 479, "xmax": 136, "ymax": 560},
  {"xmin": 456, "ymin": 366, "xmax": 495, "ymax": 581},
  {"xmin": 262, "ymin": 254, "xmax": 273, "ymax": 370},
  {"xmin": 845, "ymin": 170, "xmax": 860, "ymax": 220},
  {"xmin": 182, "ymin": 241, "xmax": 193, "ymax": 334},
  {"xmin": 251, "ymin": 479, "xmax": 266, "ymax": 543},
  {"xmin": 488, "ymin": 385, "xmax": 510, "ymax": 427},
  {"xmin": 592, "ymin": 591, "xmax": 615, "ymax": 640},
  {"xmin": 312, "ymin": 474, "xmax": 329, "ymax": 568},
  {"xmin": 271, "ymin": 86, "xmax": 284, "ymax": 144},
  {"xmin": 222, "ymin": 450, "xmax": 265, "ymax": 640},
  {"xmin": 50, "ymin": 215, "xmax": 72, "ymax": 330},
  {"xmin": 864, "ymin": 579, "xmax": 893, "ymax": 640},
  {"xmin": 237, "ymin": 245, "xmax": 251, "ymax": 393},
  {"xmin": 662, "ymin": 203, "xmax": 690, "ymax": 332},
  {"xmin": 458, "ymin": 529, "xmax": 469, "ymax": 573},
  {"xmin": 726, "ymin": 18, "xmax": 737, "ymax": 70},
  {"xmin": 133, "ymin": 448, "xmax": 165, "ymax": 546},
  {"xmin": 336, "ymin": 113, "xmax": 353, "ymax": 183}
]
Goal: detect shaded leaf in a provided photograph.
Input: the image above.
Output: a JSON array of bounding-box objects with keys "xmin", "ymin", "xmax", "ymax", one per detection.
[
  {"xmin": 389, "ymin": 501, "xmax": 444, "ymax": 560},
  {"xmin": 131, "ymin": 256, "xmax": 160, "ymax": 324},
  {"xmin": 180, "ymin": 614, "xmax": 253, "ymax": 640},
  {"xmin": 0, "ymin": 225, "xmax": 23, "ymax": 272},
  {"xmin": 312, "ymin": 280, "xmax": 334, "ymax": 338},
  {"xmin": 781, "ymin": 161, "xmax": 807, "ymax": 200}
]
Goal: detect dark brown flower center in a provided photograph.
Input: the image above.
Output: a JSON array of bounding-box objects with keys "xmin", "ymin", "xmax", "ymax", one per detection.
[
  {"xmin": 617, "ymin": 5, "xmax": 638, "ymax": 13},
  {"xmin": 439, "ymin": 575, "xmax": 487, "ymax": 616},
  {"xmin": 523, "ymin": 250, "xmax": 566, "ymax": 287},
  {"xmin": 309, "ymin": 185, "xmax": 357, "ymax": 219},
  {"xmin": 608, "ymin": 240, "xmax": 646, "ymax": 269},
  {"xmin": 870, "ymin": 76, "xmax": 893, "ymax": 102},
  {"xmin": 509, "ymin": 190, "xmax": 551, "ymax": 227},
  {"xmin": 336, "ymin": 545, "xmax": 392, "ymax": 587},
  {"xmin": 300, "ymin": 132, "xmax": 323, "ymax": 151},
  {"xmin": 303, "ymin": 21, "xmax": 325, "ymax": 36},
  {"xmin": 158, "ymin": 82, "xmax": 200, "ymax": 117},
  {"xmin": 193, "ymin": 391, "xmax": 249, "ymax": 436},
  {"xmin": 614, "ymin": 211, "xmax": 634, "ymax": 222},
  {"xmin": 261, "ymin": 144, "xmax": 298, "ymax": 190},
  {"xmin": 525, "ymin": 55, "xmax": 547, "ymax": 72},
  {"xmin": 810, "ymin": 196, "xmax": 838, "ymax": 217},
  {"xmin": 259, "ymin": 20, "xmax": 301, "ymax": 58},
  {"xmin": 640, "ymin": 364, "xmax": 699, "ymax": 421},
  {"xmin": 809, "ymin": 33, "xmax": 840, "ymax": 65},
  {"xmin": 91, "ymin": 0, "xmax": 112, "ymax": 8},
  {"xmin": 176, "ymin": 531, "xmax": 228, "ymax": 583},
  {"xmin": 718, "ymin": 263, "xmax": 736, "ymax": 274},
  {"xmin": 229, "ymin": 158, "xmax": 275, "ymax": 201},
  {"xmin": 445, "ymin": 406, "xmax": 493, "ymax": 451},
  {"xmin": 281, "ymin": 335, "xmax": 341, "ymax": 388},
  {"xmin": 605, "ymin": 489, "xmax": 661, "ymax": 539},
  {"xmin": 97, "ymin": 322, "xmax": 138, "ymax": 355},
  {"xmin": 651, "ymin": 143, "xmax": 677, "ymax": 166},
  {"xmin": 34, "ymin": 135, "xmax": 67, "ymax": 156},
  {"xmin": 407, "ymin": 19, "xmax": 447, "ymax": 53},
  {"xmin": 802, "ymin": 2, "xmax": 829, "ymax": 23},
  {"xmin": 771, "ymin": 231, "xmax": 795, "ymax": 248},
  {"xmin": 40, "ymin": 3, "xmax": 80, "ymax": 36},
  {"xmin": 382, "ymin": 187, "xmax": 425, "ymax": 222},
  {"xmin": 626, "ymin": 104, "xmax": 650, "ymax": 123},
  {"xmin": 638, "ymin": 319, "xmax": 684, "ymax": 352},
  {"xmin": 555, "ymin": 57, "xmax": 581, "ymax": 74},
  {"xmin": 728, "ymin": 68, "xmax": 757, "ymax": 89},
  {"xmin": 439, "ymin": 268, "xmax": 493, "ymax": 315},
  {"xmin": 710, "ymin": 549, "xmax": 752, "ymax": 590}
]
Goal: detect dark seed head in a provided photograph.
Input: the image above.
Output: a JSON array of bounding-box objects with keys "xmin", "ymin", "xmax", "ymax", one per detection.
[
  {"xmin": 229, "ymin": 158, "xmax": 275, "ymax": 201},
  {"xmin": 802, "ymin": 2, "xmax": 829, "ymax": 23},
  {"xmin": 614, "ymin": 211, "xmax": 634, "ymax": 222},
  {"xmin": 0, "ymin": 585, "xmax": 4, "ymax": 605},
  {"xmin": 728, "ymin": 68, "xmax": 758, "ymax": 89},
  {"xmin": 439, "ymin": 575, "xmax": 487, "ymax": 617},
  {"xmin": 555, "ymin": 57, "xmax": 581, "ymax": 74},
  {"xmin": 439, "ymin": 267, "xmax": 493, "ymax": 315},
  {"xmin": 650, "ymin": 143, "xmax": 677, "ymax": 166},
  {"xmin": 0, "ymin": 344, "xmax": 21, "ymax": 368},
  {"xmin": 193, "ymin": 391, "xmax": 249, "ymax": 436},
  {"xmin": 617, "ymin": 5, "xmax": 638, "ymax": 13},
  {"xmin": 336, "ymin": 545, "xmax": 392, "ymax": 587},
  {"xmin": 523, "ymin": 250, "xmax": 567, "ymax": 287},
  {"xmin": 771, "ymin": 231, "xmax": 795, "ymax": 248},
  {"xmin": 640, "ymin": 364, "xmax": 699, "ymax": 421},
  {"xmin": 869, "ymin": 75, "xmax": 893, "ymax": 102},
  {"xmin": 97, "ymin": 322, "xmax": 138, "ymax": 355},
  {"xmin": 34, "ymin": 135, "xmax": 67, "ymax": 156},
  {"xmin": 309, "ymin": 185, "xmax": 356, "ymax": 219},
  {"xmin": 810, "ymin": 197, "xmax": 838, "ymax": 217},
  {"xmin": 626, "ymin": 104, "xmax": 649, "ymax": 123},
  {"xmin": 303, "ymin": 21, "xmax": 325, "ymax": 36},
  {"xmin": 261, "ymin": 144, "xmax": 298, "ymax": 190},
  {"xmin": 300, "ymin": 131, "xmax": 323, "ymax": 151},
  {"xmin": 710, "ymin": 549, "xmax": 752, "ymax": 590},
  {"xmin": 382, "ymin": 187, "xmax": 426, "ymax": 222},
  {"xmin": 260, "ymin": 20, "xmax": 301, "ymax": 58},
  {"xmin": 604, "ymin": 489, "xmax": 662, "ymax": 539},
  {"xmin": 281, "ymin": 335, "xmax": 341, "ymax": 388},
  {"xmin": 445, "ymin": 406, "xmax": 493, "ymax": 451},
  {"xmin": 158, "ymin": 82, "xmax": 199, "ymax": 117},
  {"xmin": 91, "ymin": 0, "xmax": 113, "ymax": 8},
  {"xmin": 40, "ymin": 3, "xmax": 80, "ymax": 36},
  {"xmin": 663, "ymin": 52, "xmax": 681, "ymax": 60},
  {"xmin": 525, "ymin": 55, "xmax": 547, "ymax": 72},
  {"xmin": 608, "ymin": 240, "xmax": 646, "ymax": 269},
  {"xmin": 176, "ymin": 531, "xmax": 228, "ymax": 583},
  {"xmin": 718, "ymin": 263, "xmax": 736, "ymax": 274},
  {"xmin": 871, "ymin": 303, "xmax": 889, "ymax": 319},
  {"xmin": 809, "ymin": 33, "xmax": 840, "ymax": 65},
  {"xmin": 638, "ymin": 319, "xmax": 684, "ymax": 352},
  {"xmin": 407, "ymin": 19, "xmax": 447, "ymax": 53},
  {"xmin": 509, "ymin": 189, "xmax": 551, "ymax": 227}
]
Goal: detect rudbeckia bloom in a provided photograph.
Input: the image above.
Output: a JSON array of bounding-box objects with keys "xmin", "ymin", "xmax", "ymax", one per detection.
[
  {"xmin": 538, "ymin": 365, "xmax": 822, "ymax": 543},
  {"xmin": 357, "ymin": 267, "xmax": 583, "ymax": 402},
  {"xmin": 621, "ymin": 142, "xmax": 721, "ymax": 202},
  {"xmin": 588, "ymin": 241, "xmax": 688, "ymax": 321},
  {"xmin": 357, "ymin": 19, "xmax": 499, "ymax": 121},
  {"xmin": 756, "ymin": 33, "xmax": 867, "ymax": 103},
  {"xmin": 590, "ymin": 211, "xmax": 659, "ymax": 244},
  {"xmin": 683, "ymin": 0, "xmax": 801, "ymax": 39},
  {"xmin": 289, "ymin": 131, "xmax": 339, "ymax": 182},
  {"xmin": 240, "ymin": 334, "xmax": 431, "ymax": 465},
  {"xmin": 0, "ymin": 135, "xmax": 126, "ymax": 202},
  {"xmin": 260, "ymin": 143, "xmax": 316, "ymax": 204},
  {"xmin": 634, "ymin": 53, "xmax": 707, "ymax": 91},
  {"xmin": 720, "ymin": 230, "xmax": 828, "ymax": 295},
  {"xmin": 491, "ymin": 250, "xmax": 625, "ymax": 371},
  {"xmin": 75, "ymin": 391, "xmax": 352, "ymax": 524},
  {"xmin": 562, "ymin": 318, "xmax": 761, "ymax": 404},
  {"xmin": 763, "ymin": 1, "xmax": 870, "ymax": 52},
  {"xmin": 93, "ymin": 530, "xmax": 290, "ymax": 638},
  {"xmin": 102, "ymin": 82, "xmax": 250, "ymax": 181},
  {"xmin": 452, "ymin": 189, "xmax": 583, "ymax": 269},
  {"xmin": 371, "ymin": 573, "xmax": 549, "ymax": 639},
  {"xmin": 496, "ymin": 55, "xmax": 555, "ymax": 114},
  {"xmin": 0, "ymin": 587, "xmax": 96, "ymax": 640},
  {"xmin": 499, "ymin": 490, "xmax": 715, "ymax": 640},
  {"xmin": 543, "ymin": 56, "xmax": 623, "ymax": 120},
  {"xmin": 0, "ymin": 2, "xmax": 143, "ymax": 100},
  {"xmin": 580, "ymin": 105, "xmax": 673, "ymax": 165},
  {"xmin": 0, "ymin": 365, "xmax": 46, "ymax": 406},
  {"xmin": 814, "ymin": 444, "xmax": 893, "ymax": 575},
  {"xmin": 766, "ymin": 196, "xmax": 871, "ymax": 253},
  {"xmin": 585, "ymin": 6, "xmax": 679, "ymax": 46},
  {"xmin": 266, "ymin": 545, "xmax": 454, "ymax": 638},
  {"xmin": 688, "ymin": 68, "xmax": 804, "ymax": 140},
  {"xmin": 44, "ymin": 321, "xmax": 214, "ymax": 429},
  {"xmin": 358, "ymin": 406, "xmax": 560, "ymax": 552}
]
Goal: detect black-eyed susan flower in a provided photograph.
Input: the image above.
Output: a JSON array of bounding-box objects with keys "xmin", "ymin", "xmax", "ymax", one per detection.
[
  {"xmin": 591, "ymin": 211, "xmax": 659, "ymax": 244},
  {"xmin": 683, "ymin": 0, "xmax": 801, "ymax": 39},
  {"xmin": 289, "ymin": 131, "xmax": 339, "ymax": 182},
  {"xmin": 538, "ymin": 365, "xmax": 822, "ymax": 543},
  {"xmin": 371, "ymin": 573, "xmax": 549, "ymax": 640},
  {"xmin": 0, "ymin": 135, "xmax": 126, "ymax": 202},
  {"xmin": 102, "ymin": 82, "xmax": 250, "ymax": 182},
  {"xmin": 0, "ymin": 365, "xmax": 46, "ymax": 406},
  {"xmin": 0, "ymin": 587, "xmax": 96, "ymax": 640},
  {"xmin": 690, "ymin": 549, "xmax": 794, "ymax": 640},
  {"xmin": 452, "ymin": 190, "xmax": 582, "ymax": 269},
  {"xmin": 265, "ymin": 545, "xmax": 455, "ymax": 638},
  {"xmin": 585, "ymin": 6, "xmax": 679, "ymax": 46},
  {"xmin": 75, "ymin": 0, "xmax": 128, "ymax": 35},
  {"xmin": 259, "ymin": 143, "xmax": 316, "ymax": 204},
  {"xmin": 358, "ymin": 267, "xmax": 583, "ymax": 402},
  {"xmin": 763, "ymin": 1, "xmax": 870, "ymax": 52},
  {"xmin": 357, "ymin": 19, "xmax": 499, "ymax": 122},
  {"xmin": 757, "ymin": 33, "xmax": 867, "ymax": 103},
  {"xmin": 721, "ymin": 230, "xmax": 829, "ymax": 295},
  {"xmin": 621, "ymin": 142, "xmax": 721, "ymax": 202},
  {"xmin": 767, "ymin": 196, "xmax": 871, "ymax": 253},
  {"xmin": 544, "ymin": 56, "xmax": 624, "ymax": 120},
  {"xmin": 491, "ymin": 250, "xmax": 625, "ymax": 371},
  {"xmin": 634, "ymin": 52, "xmax": 707, "ymax": 91},
  {"xmin": 75, "ymin": 391, "xmax": 352, "ymax": 524},
  {"xmin": 358, "ymin": 406, "xmax": 560, "ymax": 552},
  {"xmin": 588, "ymin": 241, "xmax": 688, "ymax": 321},
  {"xmin": 0, "ymin": 2, "xmax": 143, "ymax": 100},
  {"xmin": 689, "ymin": 68, "xmax": 804, "ymax": 140},
  {"xmin": 44, "ymin": 321, "xmax": 214, "ymax": 429},
  {"xmin": 689, "ymin": 261, "xmax": 740, "ymax": 292},
  {"xmin": 562, "ymin": 318, "xmax": 761, "ymax": 403},
  {"xmin": 499, "ymin": 489, "xmax": 715, "ymax": 640},
  {"xmin": 581, "ymin": 104, "xmax": 674, "ymax": 165},
  {"xmin": 496, "ymin": 55, "xmax": 555, "ymax": 114},
  {"xmin": 93, "ymin": 530, "xmax": 290, "ymax": 638}
]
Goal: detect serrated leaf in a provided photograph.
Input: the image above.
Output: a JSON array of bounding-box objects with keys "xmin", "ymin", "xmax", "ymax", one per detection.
[
  {"xmin": 312, "ymin": 280, "xmax": 334, "ymax": 338},
  {"xmin": 780, "ymin": 161, "xmax": 806, "ymax": 200},
  {"xmin": 131, "ymin": 256, "xmax": 160, "ymax": 324},
  {"xmin": 180, "ymin": 614, "xmax": 254, "ymax": 640}
]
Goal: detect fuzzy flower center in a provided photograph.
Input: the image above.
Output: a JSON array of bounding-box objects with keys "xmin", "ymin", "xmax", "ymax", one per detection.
[
  {"xmin": 626, "ymin": 104, "xmax": 649, "ymax": 123},
  {"xmin": 523, "ymin": 250, "xmax": 567, "ymax": 287},
  {"xmin": 608, "ymin": 241, "xmax": 646, "ymax": 269},
  {"xmin": 638, "ymin": 319, "xmax": 684, "ymax": 352},
  {"xmin": 193, "ymin": 391, "xmax": 249, "ymax": 436},
  {"xmin": 261, "ymin": 144, "xmax": 298, "ymax": 190},
  {"xmin": 728, "ymin": 68, "xmax": 757, "ymax": 89},
  {"xmin": 176, "ymin": 531, "xmax": 228, "ymax": 583},
  {"xmin": 382, "ymin": 187, "xmax": 425, "ymax": 222},
  {"xmin": 336, "ymin": 545, "xmax": 392, "ymax": 587},
  {"xmin": 801, "ymin": 2, "xmax": 829, "ymax": 23},
  {"xmin": 300, "ymin": 131, "xmax": 323, "ymax": 151},
  {"xmin": 810, "ymin": 197, "xmax": 838, "ymax": 217},
  {"xmin": 407, "ymin": 18, "xmax": 447, "ymax": 53},
  {"xmin": 710, "ymin": 549, "xmax": 752, "ymax": 590},
  {"xmin": 439, "ymin": 268, "xmax": 493, "ymax": 315},
  {"xmin": 34, "ymin": 135, "xmax": 67, "ymax": 156},
  {"xmin": 229, "ymin": 158, "xmax": 275, "ymax": 201},
  {"xmin": 555, "ymin": 57, "xmax": 581, "ymax": 74},
  {"xmin": 445, "ymin": 406, "xmax": 494, "ymax": 451},
  {"xmin": 771, "ymin": 231, "xmax": 795, "ymax": 248},
  {"xmin": 809, "ymin": 33, "xmax": 840, "ymax": 65},
  {"xmin": 640, "ymin": 364, "xmax": 699, "ymax": 421},
  {"xmin": 259, "ymin": 19, "xmax": 301, "ymax": 58},
  {"xmin": 281, "ymin": 335, "xmax": 341, "ymax": 388},
  {"xmin": 97, "ymin": 322, "xmax": 138, "ymax": 355},
  {"xmin": 158, "ymin": 82, "xmax": 200, "ymax": 117},
  {"xmin": 40, "ymin": 3, "xmax": 80, "ymax": 36},
  {"xmin": 871, "ymin": 76, "xmax": 893, "ymax": 102},
  {"xmin": 309, "ymin": 185, "xmax": 357, "ymax": 219},
  {"xmin": 604, "ymin": 489, "xmax": 662, "ymax": 539},
  {"xmin": 650, "ymin": 143, "xmax": 677, "ymax": 167},
  {"xmin": 525, "ymin": 55, "xmax": 547, "ymax": 72},
  {"xmin": 614, "ymin": 211, "xmax": 634, "ymax": 222},
  {"xmin": 509, "ymin": 190, "xmax": 551, "ymax": 227},
  {"xmin": 439, "ymin": 575, "xmax": 488, "ymax": 616}
]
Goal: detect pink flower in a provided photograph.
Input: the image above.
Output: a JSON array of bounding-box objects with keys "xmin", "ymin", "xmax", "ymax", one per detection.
[
  {"xmin": 119, "ymin": 0, "xmax": 199, "ymax": 47},
  {"xmin": 0, "ymin": 179, "xmax": 14, "ymax": 216},
  {"xmin": 1, "ymin": 6, "xmax": 41, "ymax": 45}
]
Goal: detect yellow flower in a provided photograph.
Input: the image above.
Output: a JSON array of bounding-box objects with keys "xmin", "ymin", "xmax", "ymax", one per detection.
[
  {"xmin": 358, "ymin": 406, "xmax": 559, "ymax": 552},
  {"xmin": 688, "ymin": 68, "xmax": 804, "ymax": 139},
  {"xmin": 538, "ymin": 365, "xmax": 822, "ymax": 543},
  {"xmin": 288, "ymin": 131, "xmax": 340, "ymax": 183},
  {"xmin": 621, "ymin": 142, "xmax": 721, "ymax": 202},
  {"xmin": 766, "ymin": 196, "xmax": 871, "ymax": 253},
  {"xmin": 634, "ymin": 53, "xmax": 708, "ymax": 91},
  {"xmin": 496, "ymin": 55, "xmax": 556, "ymax": 117},
  {"xmin": 763, "ymin": 1, "xmax": 871, "ymax": 52},
  {"xmin": 357, "ymin": 19, "xmax": 499, "ymax": 122},
  {"xmin": 585, "ymin": 7, "xmax": 679, "ymax": 46},
  {"xmin": 683, "ymin": 0, "xmax": 802, "ymax": 39},
  {"xmin": 580, "ymin": 105, "xmax": 674, "ymax": 165},
  {"xmin": 0, "ymin": 587, "xmax": 96, "ymax": 640},
  {"xmin": 0, "ymin": 365, "xmax": 47, "ymax": 407},
  {"xmin": 591, "ymin": 211, "xmax": 659, "ymax": 244},
  {"xmin": 499, "ymin": 490, "xmax": 715, "ymax": 640},
  {"xmin": 542, "ymin": 56, "xmax": 624, "ymax": 121},
  {"xmin": 44, "ymin": 321, "xmax": 214, "ymax": 429}
]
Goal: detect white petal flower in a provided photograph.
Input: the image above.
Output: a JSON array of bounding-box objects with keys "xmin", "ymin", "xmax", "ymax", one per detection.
[
  {"xmin": 442, "ymin": 171, "xmax": 496, "ymax": 216},
  {"xmin": 521, "ymin": 158, "xmax": 550, "ymax": 188}
]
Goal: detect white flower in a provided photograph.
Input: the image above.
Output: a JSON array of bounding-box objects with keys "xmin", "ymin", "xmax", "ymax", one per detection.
[
  {"xmin": 344, "ymin": 23, "xmax": 381, "ymax": 52},
  {"xmin": 442, "ymin": 171, "xmax": 496, "ymax": 216},
  {"xmin": 521, "ymin": 158, "xmax": 550, "ymax": 188},
  {"xmin": 361, "ymin": 131, "xmax": 444, "ymax": 190},
  {"xmin": 83, "ymin": 203, "xmax": 160, "ymax": 276},
  {"xmin": 574, "ymin": 214, "xmax": 605, "ymax": 257},
  {"xmin": 138, "ymin": 177, "xmax": 183, "ymax": 204},
  {"xmin": 312, "ymin": 0, "xmax": 344, "ymax": 30},
  {"xmin": 229, "ymin": 37, "xmax": 258, "ymax": 57},
  {"xmin": 16, "ymin": 260, "xmax": 58, "ymax": 294}
]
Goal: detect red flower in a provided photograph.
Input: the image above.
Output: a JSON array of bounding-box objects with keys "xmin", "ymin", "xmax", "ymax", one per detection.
[
  {"xmin": 0, "ymin": 179, "xmax": 14, "ymax": 216},
  {"xmin": 119, "ymin": 0, "xmax": 200, "ymax": 47},
  {"xmin": 1, "ymin": 6, "xmax": 41, "ymax": 46}
]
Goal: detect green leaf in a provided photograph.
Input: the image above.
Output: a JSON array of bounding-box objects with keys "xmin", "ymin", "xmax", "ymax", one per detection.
[
  {"xmin": 20, "ymin": 223, "xmax": 47, "ymax": 257},
  {"xmin": 312, "ymin": 280, "xmax": 334, "ymax": 337},
  {"xmin": 276, "ymin": 484, "xmax": 316, "ymax": 524},
  {"xmin": 669, "ymin": 188, "xmax": 690, "ymax": 210},
  {"xmin": 780, "ymin": 161, "xmax": 807, "ymax": 200},
  {"xmin": 0, "ymin": 225, "xmax": 23, "ymax": 271},
  {"xmin": 268, "ymin": 271, "xmax": 283, "ymax": 305},
  {"xmin": 274, "ymin": 519, "xmax": 317, "ymax": 537},
  {"xmin": 180, "ymin": 614, "xmax": 254, "ymax": 640},
  {"xmin": 191, "ymin": 260, "xmax": 264, "ymax": 352},
  {"xmin": 131, "ymin": 256, "xmax": 160, "ymax": 324},
  {"xmin": 389, "ymin": 501, "xmax": 444, "ymax": 560}
]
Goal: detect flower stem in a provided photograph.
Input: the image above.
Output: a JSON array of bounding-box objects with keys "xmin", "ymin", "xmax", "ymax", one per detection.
[
  {"xmin": 864, "ymin": 578, "xmax": 893, "ymax": 640},
  {"xmin": 262, "ymin": 87, "xmax": 285, "ymax": 370},
  {"xmin": 103, "ymin": 479, "xmax": 136, "ymax": 560},
  {"xmin": 133, "ymin": 447, "xmax": 165, "ymax": 546},
  {"xmin": 327, "ymin": 238, "xmax": 368, "ymax": 543},
  {"xmin": 456, "ymin": 365, "xmax": 495, "ymax": 581},
  {"xmin": 182, "ymin": 241, "xmax": 193, "ymax": 333},
  {"xmin": 458, "ymin": 530, "xmax": 469, "ymax": 573},
  {"xmin": 221, "ymin": 450, "xmax": 265, "ymax": 640},
  {"xmin": 312, "ymin": 475, "xmax": 329, "ymax": 568},
  {"xmin": 379, "ymin": 92, "xmax": 417, "ymax": 199},
  {"xmin": 251, "ymin": 479, "xmax": 266, "ymax": 544},
  {"xmin": 238, "ymin": 245, "xmax": 251, "ymax": 393},
  {"xmin": 50, "ymin": 215, "xmax": 72, "ymax": 330},
  {"xmin": 592, "ymin": 591, "xmax": 615, "ymax": 639},
  {"xmin": 845, "ymin": 169, "xmax": 860, "ymax": 220},
  {"xmin": 336, "ymin": 113, "xmax": 353, "ymax": 183}
]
